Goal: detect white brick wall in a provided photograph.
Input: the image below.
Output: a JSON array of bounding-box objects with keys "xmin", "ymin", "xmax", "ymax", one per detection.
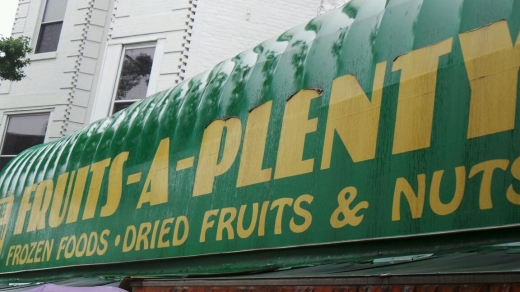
[
  {"xmin": 184, "ymin": 0, "xmax": 321, "ymax": 79},
  {"xmin": 2, "ymin": 0, "xmax": 341, "ymax": 142},
  {"xmin": 1, "ymin": 0, "xmax": 114, "ymax": 140},
  {"xmin": 89, "ymin": 0, "xmax": 195, "ymax": 121}
]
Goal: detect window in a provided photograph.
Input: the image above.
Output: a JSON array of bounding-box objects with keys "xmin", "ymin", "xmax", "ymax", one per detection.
[
  {"xmin": 112, "ymin": 45, "xmax": 156, "ymax": 114},
  {"xmin": 0, "ymin": 114, "xmax": 49, "ymax": 171},
  {"xmin": 35, "ymin": 0, "xmax": 68, "ymax": 54}
]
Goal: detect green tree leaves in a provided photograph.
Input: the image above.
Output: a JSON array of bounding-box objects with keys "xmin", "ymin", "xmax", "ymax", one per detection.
[{"xmin": 0, "ymin": 36, "xmax": 32, "ymax": 82}]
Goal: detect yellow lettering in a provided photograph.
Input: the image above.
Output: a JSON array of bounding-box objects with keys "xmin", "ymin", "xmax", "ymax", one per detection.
[
  {"xmin": 57, "ymin": 237, "xmax": 68, "ymax": 260},
  {"xmin": 0, "ymin": 195, "xmax": 14, "ymax": 253},
  {"xmin": 19, "ymin": 244, "xmax": 28, "ymax": 264},
  {"xmin": 158, "ymin": 218, "xmax": 174, "ymax": 248},
  {"xmin": 26, "ymin": 242, "xmax": 36, "ymax": 263},
  {"xmin": 200, "ymin": 209, "xmax": 218, "ymax": 243},
  {"xmin": 27, "ymin": 179, "xmax": 54, "ymax": 232},
  {"xmin": 392, "ymin": 175, "xmax": 426, "ymax": 221},
  {"xmin": 66, "ymin": 165, "xmax": 90, "ymax": 224},
  {"xmin": 14, "ymin": 184, "xmax": 36, "ymax": 234},
  {"xmin": 123, "ymin": 225, "xmax": 136, "ymax": 252},
  {"xmin": 270, "ymin": 198, "xmax": 293, "ymax": 234},
  {"xmin": 64, "ymin": 235, "xmax": 76, "ymax": 259},
  {"xmin": 75, "ymin": 233, "xmax": 88, "ymax": 257},
  {"xmin": 237, "ymin": 101, "xmax": 273, "ymax": 187},
  {"xmin": 83, "ymin": 158, "xmax": 111, "ymax": 220},
  {"xmin": 43, "ymin": 239, "xmax": 53, "ymax": 261},
  {"xmin": 290, "ymin": 194, "xmax": 313, "ymax": 233},
  {"xmin": 469, "ymin": 159, "xmax": 509, "ymax": 210},
  {"xmin": 86, "ymin": 232, "xmax": 97, "ymax": 256},
  {"xmin": 101, "ymin": 152, "xmax": 129, "ymax": 217},
  {"xmin": 429, "ymin": 167, "xmax": 466, "ymax": 215},
  {"xmin": 330, "ymin": 186, "xmax": 369, "ymax": 228},
  {"xmin": 216, "ymin": 207, "xmax": 236, "ymax": 241},
  {"xmin": 6, "ymin": 245, "xmax": 14, "ymax": 266},
  {"xmin": 193, "ymin": 119, "xmax": 242, "ymax": 196},
  {"xmin": 176, "ymin": 157, "xmax": 194, "ymax": 171},
  {"xmin": 137, "ymin": 138, "xmax": 170, "ymax": 208},
  {"xmin": 392, "ymin": 38, "xmax": 453, "ymax": 154},
  {"xmin": 13, "ymin": 245, "xmax": 22, "ymax": 265},
  {"xmin": 49, "ymin": 171, "xmax": 75, "ymax": 228},
  {"xmin": 275, "ymin": 89, "xmax": 321, "ymax": 179},
  {"xmin": 150, "ymin": 220, "xmax": 160, "ymax": 249},
  {"xmin": 459, "ymin": 20, "xmax": 520, "ymax": 138},
  {"xmin": 322, "ymin": 61, "xmax": 386, "ymax": 168},
  {"xmin": 237, "ymin": 203, "xmax": 258, "ymax": 239},
  {"xmin": 507, "ymin": 156, "xmax": 520, "ymax": 205},
  {"xmin": 258, "ymin": 201, "xmax": 269, "ymax": 236},
  {"xmin": 136, "ymin": 222, "xmax": 152, "ymax": 251},
  {"xmin": 34, "ymin": 240, "xmax": 44, "ymax": 263},
  {"xmin": 172, "ymin": 216, "xmax": 189, "ymax": 246},
  {"xmin": 97, "ymin": 229, "xmax": 109, "ymax": 255}
]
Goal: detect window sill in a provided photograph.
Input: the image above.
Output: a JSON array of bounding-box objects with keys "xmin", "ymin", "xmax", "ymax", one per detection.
[{"xmin": 30, "ymin": 52, "xmax": 57, "ymax": 61}]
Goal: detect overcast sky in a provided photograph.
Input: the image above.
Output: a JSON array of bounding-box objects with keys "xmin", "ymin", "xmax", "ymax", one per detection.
[{"xmin": 0, "ymin": 0, "xmax": 18, "ymax": 37}]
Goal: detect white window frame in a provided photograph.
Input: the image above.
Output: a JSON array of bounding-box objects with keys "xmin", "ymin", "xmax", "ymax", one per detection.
[
  {"xmin": 109, "ymin": 42, "xmax": 158, "ymax": 114},
  {"xmin": 0, "ymin": 109, "xmax": 53, "ymax": 169},
  {"xmin": 33, "ymin": 0, "xmax": 68, "ymax": 55},
  {"xmin": 90, "ymin": 36, "xmax": 165, "ymax": 122}
]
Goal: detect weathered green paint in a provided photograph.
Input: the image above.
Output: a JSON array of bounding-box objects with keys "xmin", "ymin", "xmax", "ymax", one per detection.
[{"xmin": 1, "ymin": 0, "xmax": 520, "ymax": 274}]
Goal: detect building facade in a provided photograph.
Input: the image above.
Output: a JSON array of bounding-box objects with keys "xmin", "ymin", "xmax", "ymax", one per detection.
[{"xmin": 0, "ymin": 0, "xmax": 347, "ymax": 170}]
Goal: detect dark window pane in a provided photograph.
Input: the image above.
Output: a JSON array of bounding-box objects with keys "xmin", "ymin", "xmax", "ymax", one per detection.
[
  {"xmin": 42, "ymin": 0, "xmax": 68, "ymax": 22},
  {"xmin": 0, "ymin": 157, "xmax": 13, "ymax": 172},
  {"xmin": 36, "ymin": 22, "xmax": 63, "ymax": 53},
  {"xmin": 115, "ymin": 47, "xmax": 156, "ymax": 101},
  {"xmin": 1, "ymin": 114, "xmax": 49, "ymax": 156},
  {"xmin": 112, "ymin": 102, "xmax": 134, "ymax": 114}
]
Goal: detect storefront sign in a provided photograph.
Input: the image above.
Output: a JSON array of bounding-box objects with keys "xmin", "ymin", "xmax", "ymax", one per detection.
[{"xmin": 1, "ymin": 0, "xmax": 519, "ymax": 273}]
